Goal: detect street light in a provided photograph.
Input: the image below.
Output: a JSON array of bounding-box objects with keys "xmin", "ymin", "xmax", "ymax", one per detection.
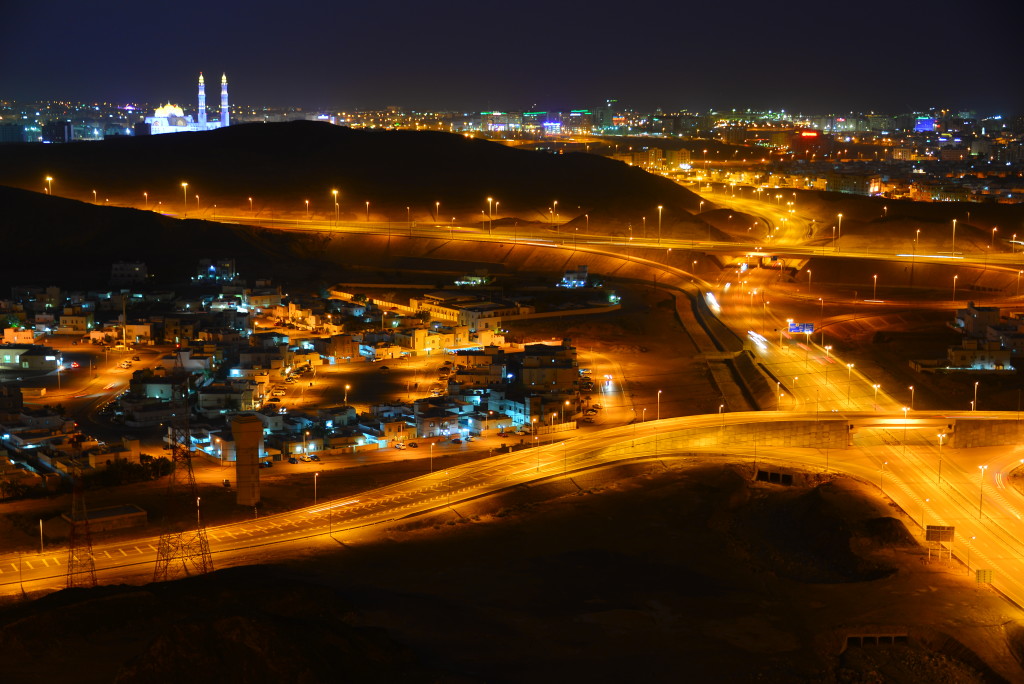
[
  {"xmin": 806, "ymin": 269, "xmax": 812, "ymax": 295},
  {"xmin": 937, "ymin": 433, "xmax": 946, "ymax": 484},
  {"xmin": 973, "ymin": 381, "xmax": 979, "ymax": 411},
  {"xmin": 991, "ymin": 227, "xmax": 998, "ymax": 249},
  {"xmin": 953, "ymin": 274, "xmax": 958, "ymax": 302},
  {"xmin": 344, "ymin": 383, "xmax": 351, "ymax": 404},
  {"xmin": 430, "ymin": 443, "xmax": 434, "ymax": 473},
  {"xmin": 846, "ymin": 363, "xmax": 854, "ymax": 406},
  {"xmin": 181, "ymin": 182, "xmax": 188, "ymax": 217},
  {"xmin": 435, "ymin": 201, "xmax": 440, "ymax": 223},
  {"xmin": 143, "ymin": 192, "xmax": 148, "ymax": 208},
  {"xmin": 92, "ymin": 189, "xmax": 97, "ymax": 203},
  {"xmin": 978, "ymin": 465, "xmax": 988, "ymax": 517},
  {"xmin": 305, "ymin": 199, "xmax": 309, "ymax": 218},
  {"xmin": 951, "ymin": 218, "xmax": 957, "ymax": 254},
  {"xmin": 331, "ymin": 190, "xmax": 338, "ymax": 222},
  {"xmin": 657, "ymin": 389, "xmax": 662, "ymax": 421},
  {"xmin": 45, "ymin": 176, "xmax": 52, "ymax": 195},
  {"xmin": 873, "ymin": 383, "xmax": 880, "ymax": 409},
  {"xmin": 365, "ymin": 200, "xmax": 370, "ymax": 221},
  {"xmin": 836, "ymin": 213, "xmax": 842, "ymax": 252},
  {"xmin": 872, "ymin": 274, "xmax": 877, "ymax": 300},
  {"xmin": 249, "ymin": 196, "xmax": 253, "ymax": 213},
  {"xmin": 487, "ymin": 197, "xmax": 493, "ymax": 231},
  {"xmin": 314, "ymin": 471, "xmax": 319, "ymax": 504}
]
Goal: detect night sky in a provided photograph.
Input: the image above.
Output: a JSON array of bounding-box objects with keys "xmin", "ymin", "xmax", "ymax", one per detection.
[{"xmin": 3, "ymin": 0, "xmax": 1022, "ymax": 114}]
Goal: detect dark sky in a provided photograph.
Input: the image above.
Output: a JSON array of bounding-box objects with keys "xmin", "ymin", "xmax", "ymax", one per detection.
[{"xmin": 3, "ymin": 1, "xmax": 1022, "ymax": 115}]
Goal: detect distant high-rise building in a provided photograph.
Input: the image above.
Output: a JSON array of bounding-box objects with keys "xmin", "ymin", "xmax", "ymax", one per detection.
[
  {"xmin": 41, "ymin": 120, "xmax": 73, "ymax": 143},
  {"xmin": 0, "ymin": 123, "xmax": 25, "ymax": 143},
  {"xmin": 143, "ymin": 72, "xmax": 230, "ymax": 135}
]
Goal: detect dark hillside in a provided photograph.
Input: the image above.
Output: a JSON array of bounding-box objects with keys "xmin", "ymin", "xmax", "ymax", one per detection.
[
  {"xmin": 0, "ymin": 122, "xmax": 703, "ymax": 231},
  {"xmin": 0, "ymin": 186, "xmax": 327, "ymax": 288}
]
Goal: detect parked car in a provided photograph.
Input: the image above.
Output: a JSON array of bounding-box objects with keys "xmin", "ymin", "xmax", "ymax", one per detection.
[
  {"xmin": 132, "ymin": 355, "xmax": 141, "ymax": 361},
  {"xmin": 394, "ymin": 443, "xmax": 406, "ymax": 450},
  {"xmin": 497, "ymin": 432, "xmax": 509, "ymax": 438},
  {"xmin": 591, "ymin": 404, "xmax": 603, "ymax": 410},
  {"xmin": 451, "ymin": 438, "xmax": 463, "ymax": 444},
  {"xmin": 465, "ymin": 436, "xmax": 475, "ymax": 441},
  {"xmin": 309, "ymin": 454, "xmax": 320, "ymax": 461},
  {"xmin": 260, "ymin": 460, "xmax": 273, "ymax": 468},
  {"xmin": 299, "ymin": 455, "xmax": 312, "ymax": 462},
  {"xmin": 271, "ymin": 390, "xmax": 287, "ymax": 397},
  {"xmin": 408, "ymin": 442, "xmax": 419, "ymax": 448},
  {"xmin": 515, "ymin": 430, "xmax": 527, "ymax": 436},
  {"xmin": 287, "ymin": 457, "xmax": 299, "ymax": 464},
  {"xmin": 267, "ymin": 397, "xmax": 281, "ymax": 403}
]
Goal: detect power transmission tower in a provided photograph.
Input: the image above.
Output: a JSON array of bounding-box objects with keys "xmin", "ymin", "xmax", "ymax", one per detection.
[
  {"xmin": 153, "ymin": 378, "xmax": 213, "ymax": 582},
  {"xmin": 65, "ymin": 448, "xmax": 97, "ymax": 588}
]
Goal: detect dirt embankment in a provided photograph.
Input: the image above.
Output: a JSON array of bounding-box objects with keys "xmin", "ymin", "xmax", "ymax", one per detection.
[{"xmin": 4, "ymin": 461, "xmax": 1022, "ymax": 683}]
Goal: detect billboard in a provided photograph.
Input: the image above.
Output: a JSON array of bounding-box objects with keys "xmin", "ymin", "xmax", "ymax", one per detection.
[{"xmin": 926, "ymin": 525, "xmax": 955, "ymax": 542}]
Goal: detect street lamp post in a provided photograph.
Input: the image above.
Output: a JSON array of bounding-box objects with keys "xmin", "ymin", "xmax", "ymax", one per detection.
[
  {"xmin": 365, "ymin": 201, "xmax": 370, "ymax": 222},
  {"xmin": 249, "ymin": 196, "xmax": 254, "ymax": 213},
  {"xmin": 332, "ymin": 190, "xmax": 339, "ymax": 223},
  {"xmin": 45, "ymin": 176, "xmax": 53, "ymax": 195},
  {"xmin": 937, "ymin": 433, "xmax": 945, "ymax": 485},
  {"xmin": 953, "ymin": 274, "xmax": 958, "ymax": 302},
  {"xmin": 344, "ymin": 384, "xmax": 350, "ymax": 405},
  {"xmin": 657, "ymin": 390, "xmax": 662, "ymax": 421},
  {"xmin": 807, "ymin": 269, "xmax": 812, "ymax": 294},
  {"xmin": 909, "ymin": 385, "xmax": 915, "ymax": 410},
  {"xmin": 846, "ymin": 363, "xmax": 854, "ymax": 406},
  {"xmin": 974, "ymin": 381, "xmax": 979, "ymax": 411},
  {"xmin": 143, "ymin": 192, "xmax": 148, "ymax": 209},
  {"xmin": 430, "ymin": 443, "xmax": 434, "ymax": 473},
  {"xmin": 872, "ymin": 274, "xmax": 877, "ymax": 300},
  {"xmin": 873, "ymin": 383, "xmax": 880, "ymax": 410},
  {"xmin": 181, "ymin": 182, "xmax": 188, "ymax": 217},
  {"xmin": 435, "ymin": 201, "xmax": 440, "ymax": 223},
  {"xmin": 836, "ymin": 213, "xmax": 843, "ymax": 252},
  {"xmin": 657, "ymin": 205, "xmax": 663, "ymax": 244},
  {"xmin": 991, "ymin": 227, "xmax": 998, "ymax": 249},
  {"xmin": 951, "ymin": 218, "xmax": 957, "ymax": 254},
  {"xmin": 305, "ymin": 199, "xmax": 309, "ymax": 218},
  {"xmin": 978, "ymin": 465, "xmax": 988, "ymax": 517},
  {"xmin": 314, "ymin": 471, "xmax": 319, "ymax": 505}
]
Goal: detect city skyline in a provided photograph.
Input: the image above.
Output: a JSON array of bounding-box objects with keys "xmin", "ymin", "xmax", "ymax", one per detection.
[{"xmin": 3, "ymin": 0, "xmax": 1022, "ymax": 114}]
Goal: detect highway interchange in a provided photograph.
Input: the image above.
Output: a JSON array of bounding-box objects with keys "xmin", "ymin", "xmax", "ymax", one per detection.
[{"xmin": 4, "ymin": 188, "xmax": 1024, "ymax": 614}]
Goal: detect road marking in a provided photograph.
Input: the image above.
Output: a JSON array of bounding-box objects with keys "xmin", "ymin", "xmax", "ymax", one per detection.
[
  {"xmin": 119, "ymin": 549, "xmax": 128, "ymax": 556},
  {"xmin": 24, "ymin": 561, "xmax": 33, "ymax": 570}
]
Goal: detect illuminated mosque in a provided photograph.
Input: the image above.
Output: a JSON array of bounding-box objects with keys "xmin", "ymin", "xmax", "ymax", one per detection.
[{"xmin": 144, "ymin": 73, "xmax": 230, "ymax": 134}]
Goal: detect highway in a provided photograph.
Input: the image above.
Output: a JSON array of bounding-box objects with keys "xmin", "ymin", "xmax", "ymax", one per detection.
[{"xmin": 4, "ymin": 410, "xmax": 1024, "ymax": 611}]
